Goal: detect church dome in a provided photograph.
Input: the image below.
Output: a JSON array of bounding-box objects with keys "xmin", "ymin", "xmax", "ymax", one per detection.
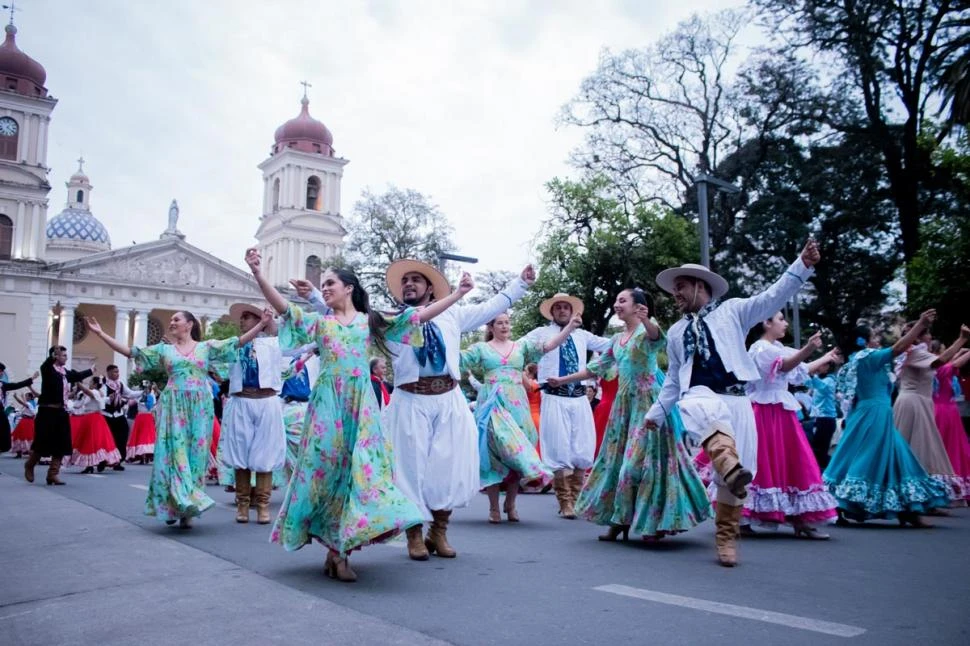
[
  {"xmin": 273, "ymin": 96, "xmax": 333, "ymax": 156},
  {"xmin": 0, "ymin": 24, "xmax": 48, "ymax": 97},
  {"xmin": 46, "ymin": 208, "xmax": 111, "ymax": 249}
]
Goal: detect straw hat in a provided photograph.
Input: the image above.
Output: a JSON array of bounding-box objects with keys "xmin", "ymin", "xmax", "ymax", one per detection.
[
  {"xmin": 229, "ymin": 302, "xmax": 264, "ymax": 323},
  {"xmin": 655, "ymin": 263, "xmax": 729, "ymax": 300},
  {"xmin": 539, "ymin": 293, "xmax": 585, "ymax": 321},
  {"xmin": 385, "ymin": 259, "xmax": 451, "ymax": 304}
]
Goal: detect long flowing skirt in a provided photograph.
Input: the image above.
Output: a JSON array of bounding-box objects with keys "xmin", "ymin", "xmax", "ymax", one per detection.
[
  {"xmin": 70, "ymin": 413, "xmax": 121, "ymax": 468},
  {"xmin": 746, "ymin": 403, "xmax": 837, "ymax": 527},
  {"xmin": 127, "ymin": 412, "xmax": 156, "ymax": 459},
  {"xmin": 934, "ymin": 399, "xmax": 970, "ymax": 501},
  {"xmin": 824, "ymin": 399, "xmax": 950, "ymax": 520},
  {"xmin": 11, "ymin": 417, "xmax": 35, "ymax": 454},
  {"xmin": 145, "ymin": 390, "xmax": 215, "ymax": 522},
  {"xmin": 475, "ymin": 389, "xmax": 550, "ymax": 489},
  {"xmin": 271, "ymin": 375, "xmax": 423, "ymax": 555},
  {"xmin": 576, "ymin": 388, "xmax": 711, "ymax": 537},
  {"xmin": 894, "ymin": 392, "xmax": 965, "ymax": 501}
]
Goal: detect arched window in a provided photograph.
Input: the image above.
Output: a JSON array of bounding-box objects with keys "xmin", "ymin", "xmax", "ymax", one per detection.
[
  {"xmin": 272, "ymin": 178, "xmax": 280, "ymax": 212},
  {"xmin": 0, "ymin": 214, "xmax": 12, "ymax": 259},
  {"xmin": 306, "ymin": 176, "xmax": 322, "ymax": 211},
  {"xmin": 305, "ymin": 255, "xmax": 322, "ymax": 288},
  {"xmin": 76, "ymin": 190, "xmax": 84, "ymax": 204}
]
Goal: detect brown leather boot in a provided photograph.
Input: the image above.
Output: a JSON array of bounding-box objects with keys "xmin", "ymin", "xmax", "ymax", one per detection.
[
  {"xmin": 46, "ymin": 458, "xmax": 66, "ymax": 486},
  {"xmin": 254, "ymin": 472, "xmax": 273, "ymax": 524},
  {"xmin": 568, "ymin": 469, "xmax": 586, "ymax": 511},
  {"xmin": 406, "ymin": 525, "xmax": 429, "ymax": 561},
  {"xmin": 234, "ymin": 468, "xmax": 252, "ymax": 523},
  {"xmin": 424, "ymin": 510, "xmax": 457, "ymax": 558},
  {"xmin": 703, "ymin": 431, "xmax": 752, "ymax": 499},
  {"xmin": 24, "ymin": 451, "xmax": 40, "ymax": 483},
  {"xmin": 554, "ymin": 469, "xmax": 576, "ymax": 518},
  {"xmin": 715, "ymin": 504, "xmax": 742, "ymax": 567}
]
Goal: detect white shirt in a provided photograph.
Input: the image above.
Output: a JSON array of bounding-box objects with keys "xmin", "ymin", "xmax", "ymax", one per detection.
[
  {"xmin": 78, "ymin": 390, "xmax": 104, "ymax": 414},
  {"xmin": 522, "ymin": 324, "xmax": 612, "ymax": 383},
  {"xmin": 102, "ymin": 381, "xmax": 142, "ymax": 417},
  {"xmin": 646, "ymin": 258, "xmax": 814, "ymax": 426},
  {"xmin": 228, "ymin": 335, "xmax": 284, "ymax": 394},
  {"xmin": 745, "ymin": 339, "xmax": 810, "ymax": 412}
]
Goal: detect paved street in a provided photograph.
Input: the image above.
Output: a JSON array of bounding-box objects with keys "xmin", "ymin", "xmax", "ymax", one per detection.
[{"xmin": 1, "ymin": 455, "xmax": 967, "ymax": 646}]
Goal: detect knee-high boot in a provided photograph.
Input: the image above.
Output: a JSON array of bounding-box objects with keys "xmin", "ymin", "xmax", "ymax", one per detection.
[
  {"xmin": 702, "ymin": 430, "xmax": 752, "ymax": 499},
  {"xmin": 715, "ymin": 503, "xmax": 742, "ymax": 567},
  {"xmin": 254, "ymin": 472, "xmax": 273, "ymax": 524},
  {"xmin": 553, "ymin": 469, "xmax": 576, "ymax": 518},
  {"xmin": 424, "ymin": 510, "xmax": 457, "ymax": 558},
  {"xmin": 24, "ymin": 451, "xmax": 40, "ymax": 483},
  {"xmin": 234, "ymin": 468, "xmax": 252, "ymax": 523},
  {"xmin": 46, "ymin": 457, "xmax": 65, "ymax": 486}
]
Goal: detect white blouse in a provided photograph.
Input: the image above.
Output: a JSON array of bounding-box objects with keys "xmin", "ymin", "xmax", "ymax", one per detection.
[{"xmin": 745, "ymin": 339, "xmax": 809, "ymax": 411}]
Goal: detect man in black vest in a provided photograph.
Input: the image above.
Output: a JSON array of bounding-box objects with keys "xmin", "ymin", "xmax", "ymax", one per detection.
[{"xmin": 103, "ymin": 364, "xmax": 141, "ymax": 471}]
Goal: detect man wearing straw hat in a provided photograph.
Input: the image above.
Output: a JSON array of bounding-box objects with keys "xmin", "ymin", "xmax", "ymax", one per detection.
[
  {"xmin": 381, "ymin": 258, "xmax": 534, "ymax": 560},
  {"xmin": 222, "ymin": 303, "xmax": 286, "ymax": 525},
  {"xmin": 524, "ymin": 294, "xmax": 612, "ymax": 518},
  {"xmin": 645, "ymin": 239, "xmax": 821, "ymax": 567}
]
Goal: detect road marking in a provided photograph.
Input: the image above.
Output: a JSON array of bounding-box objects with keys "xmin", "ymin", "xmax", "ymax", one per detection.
[
  {"xmin": 87, "ymin": 474, "xmax": 106, "ymax": 478},
  {"xmin": 595, "ymin": 584, "xmax": 866, "ymax": 638},
  {"xmin": 129, "ymin": 484, "xmax": 149, "ymax": 491},
  {"xmin": 0, "ymin": 609, "xmax": 33, "ymax": 620}
]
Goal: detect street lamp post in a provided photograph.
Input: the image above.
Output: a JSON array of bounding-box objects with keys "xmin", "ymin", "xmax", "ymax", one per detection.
[
  {"xmin": 436, "ymin": 252, "xmax": 479, "ymax": 271},
  {"xmin": 694, "ymin": 172, "xmax": 741, "ymax": 268}
]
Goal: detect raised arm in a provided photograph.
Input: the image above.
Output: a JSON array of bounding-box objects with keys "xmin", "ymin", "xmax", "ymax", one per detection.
[
  {"xmin": 418, "ymin": 272, "xmax": 473, "ymax": 323},
  {"xmin": 935, "ymin": 325, "xmax": 970, "ymax": 366},
  {"xmin": 456, "ymin": 265, "xmax": 533, "ymax": 332},
  {"xmin": 892, "ymin": 309, "xmax": 936, "ymax": 357},
  {"xmin": 951, "ymin": 348, "xmax": 970, "ymax": 370},
  {"xmin": 735, "ymin": 239, "xmax": 819, "ymax": 329},
  {"xmin": 780, "ymin": 331, "xmax": 823, "ymax": 373},
  {"xmin": 245, "ymin": 247, "xmax": 289, "ymax": 315},
  {"xmin": 807, "ymin": 348, "xmax": 843, "ymax": 375},
  {"xmin": 546, "ymin": 367, "xmax": 594, "ymax": 387},
  {"xmin": 293, "ymin": 279, "xmax": 332, "ymax": 315},
  {"xmin": 236, "ymin": 308, "xmax": 272, "ymax": 346},
  {"xmin": 541, "ymin": 315, "xmax": 583, "ymax": 352},
  {"xmin": 85, "ymin": 317, "xmax": 132, "ymax": 358}
]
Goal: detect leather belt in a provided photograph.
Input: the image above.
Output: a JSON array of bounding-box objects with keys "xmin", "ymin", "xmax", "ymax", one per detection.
[
  {"xmin": 233, "ymin": 388, "xmax": 278, "ymax": 400},
  {"xmin": 715, "ymin": 384, "xmax": 748, "ymax": 397},
  {"xmin": 398, "ymin": 376, "xmax": 456, "ymax": 396}
]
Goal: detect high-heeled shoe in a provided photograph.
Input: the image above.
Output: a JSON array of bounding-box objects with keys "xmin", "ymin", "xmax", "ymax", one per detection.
[
  {"xmin": 503, "ymin": 500, "xmax": 520, "ymax": 523},
  {"xmin": 793, "ymin": 524, "xmax": 830, "ymax": 540},
  {"xmin": 598, "ymin": 525, "xmax": 629, "ymax": 542},
  {"xmin": 81, "ymin": 466, "xmax": 94, "ymax": 474},
  {"xmin": 178, "ymin": 516, "xmax": 193, "ymax": 529},
  {"xmin": 898, "ymin": 512, "xmax": 933, "ymax": 528},
  {"xmin": 488, "ymin": 508, "xmax": 501, "ymax": 524}
]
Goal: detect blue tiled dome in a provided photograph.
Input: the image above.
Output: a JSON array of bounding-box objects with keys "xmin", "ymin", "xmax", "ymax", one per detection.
[{"xmin": 46, "ymin": 208, "xmax": 111, "ymax": 248}]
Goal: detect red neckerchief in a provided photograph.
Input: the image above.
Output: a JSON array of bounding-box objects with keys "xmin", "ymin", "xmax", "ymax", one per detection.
[{"xmin": 371, "ymin": 374, "xmax": 390, "ymax": 405}]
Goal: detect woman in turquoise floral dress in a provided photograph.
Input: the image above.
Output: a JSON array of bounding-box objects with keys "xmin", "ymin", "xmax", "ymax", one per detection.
[
  {"xmin": 548, "ymin": 288, "xmax": 712, "ymax": 541},
  {"xmin": 245, "ymin": 248, "xmax": 471, "ymax": 582},
  {"xmin": 461, "ymin": 312, "xmax": 581, "ymax": 523},
  {"xmin": 86, "ymin": 310, "xmax": 268, "ymax": 528}
]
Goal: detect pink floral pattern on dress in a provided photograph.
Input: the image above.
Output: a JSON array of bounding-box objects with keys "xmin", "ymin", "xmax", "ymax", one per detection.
[
  {"xmin": 270, "ymin": 304, "xmax": 425, "ymax": 555},
  {"xmin": 132, "ymin": 338, "xmax": 238, "ymax": 522}
]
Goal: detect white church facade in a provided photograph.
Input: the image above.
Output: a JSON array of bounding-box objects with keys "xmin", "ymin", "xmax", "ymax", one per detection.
[{"xmin": 0, "ymin": 23, "xmax": 347, "ymax": 383}]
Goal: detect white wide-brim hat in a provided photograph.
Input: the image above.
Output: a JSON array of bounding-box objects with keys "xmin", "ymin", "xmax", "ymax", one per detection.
[
  {"xmin": 539, "ymin": 293, "xmax": 585, "ymax": 321},
  {"xmin": 656, "ymin": 264, "xmax": 729, "ymax": 300},
  {"xmin": 386, "ymin": 259, "xmax": 452, "ymax": 304}
]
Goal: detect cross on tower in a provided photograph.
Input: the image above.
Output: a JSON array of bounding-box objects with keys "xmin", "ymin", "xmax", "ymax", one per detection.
[
  {"xmin": 0, "ymin": 1, "xmax": 20, "ymax": 25},
  {"xmin": 76, "ymin": 156, "xmax": 85, "ymax": 173},
  {"xmin": 300, "ymin": 80, "xmax": 312, "ymax": 100}
]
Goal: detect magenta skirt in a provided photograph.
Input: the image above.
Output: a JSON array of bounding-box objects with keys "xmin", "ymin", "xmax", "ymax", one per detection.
[{"xmin": 746, "ymin": 402, "xmax": 837, "ymax": 526}]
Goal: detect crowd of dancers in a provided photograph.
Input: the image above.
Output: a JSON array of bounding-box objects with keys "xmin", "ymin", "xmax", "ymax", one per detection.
[{"xmin": 2, "ymin": 238, "xmax": 968, "ymax": 581}]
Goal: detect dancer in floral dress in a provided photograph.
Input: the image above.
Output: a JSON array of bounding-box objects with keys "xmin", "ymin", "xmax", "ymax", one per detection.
[
  {"xmin": 245, "ymin": 247, "xmax": 471, "ymax": 582},
  {"xmin": 85, "ymin": 311, "xmax": 268, "ymax": 527},
  {"xmin": 932, "ymin": 345, "xmax": 970, "ymax": 502},
  {"xmin": 461, "ymin": 312, "xmax": 579, "ymax": 523},
  {"xmin": 824, "ymin": 311, "xmax": 950, "ymax": 526},
  {"xmin": 744, "ymin": 316, "xmax": 842, "ymax": 537},
  {"xmin": 549, "ymin": 288, "xmax": 712, "ymax": 541}
]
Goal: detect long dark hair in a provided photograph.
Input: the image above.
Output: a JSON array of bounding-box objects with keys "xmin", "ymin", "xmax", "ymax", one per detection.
[
  {"xmin": 326, "ymin": 267, "xmax": 392, "ymax": 357},
  {"xmin": 176, "ymin": 311, "xmax": 202, "ymax": 342},
  {"xmin": 626, "ymin": 286, "xmax": 654, "ymax": 313}
]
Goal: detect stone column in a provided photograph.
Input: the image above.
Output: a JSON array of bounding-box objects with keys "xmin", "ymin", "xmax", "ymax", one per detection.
[
  {"xmin": 200, "ymin": 315, "xmax": 209, "ymax": 338},
  {"xmin": 132, "ymin": 310, "xmax": 149, "ymax": 349},
  {"xmin": 113, "ymin": 308, "xmax": 131, "ymax": 382},
  {"xmin": 12, "ymin": 201, "xmax": 25, "ymax": 259},
  {"xmin": 57, "ymin": 303, "xmax": 76, "ymax": 366}
]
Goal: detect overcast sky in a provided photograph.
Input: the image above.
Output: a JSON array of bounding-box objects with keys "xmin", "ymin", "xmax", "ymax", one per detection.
[{"xmin": 23, "ymin": 0, "xmax": 740, "ymax": 276}]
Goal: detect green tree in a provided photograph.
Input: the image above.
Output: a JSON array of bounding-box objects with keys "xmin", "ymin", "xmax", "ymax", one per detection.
[
  {"xmin": 204, "ymin": 319, "xmax": 240, "ymax": 340},
  {"xmin": 343, "ymin": 186, "xmax": 456, "ymax": 307},
  {"xmin": 512, "ymin": 176, "xmax": 697, "ymax": 338}
]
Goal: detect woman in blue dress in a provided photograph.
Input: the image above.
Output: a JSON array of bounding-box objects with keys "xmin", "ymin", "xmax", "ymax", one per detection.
[{"xmin": 824, "ymin": 309, "xmax": 950, "ymax": 526}]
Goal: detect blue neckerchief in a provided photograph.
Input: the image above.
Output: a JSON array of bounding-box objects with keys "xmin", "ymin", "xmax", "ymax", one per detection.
[
  {"xmin": 559, "ymin": 333, "xmax": 579, "ymax": 376},
  {"xmin": 683, "ymin": 301, "xmax": 719, "ymax": 361},
  {"xmin": 414, "ymin": 321, "xmax": 447, "ymax": 373}
]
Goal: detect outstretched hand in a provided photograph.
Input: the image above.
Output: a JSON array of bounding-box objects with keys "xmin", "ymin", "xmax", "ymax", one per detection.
[
  {"xmin": 918, "ymin": 309, "xmax": 937, "ymax": 327},
  {"xmin": 260, "ymin": 308, "xmax": 274, "ymax": 327},
  {"xmin": 806, "ymin": 331, "xmax": 823, "ymax": 351},
  {"xmin": 85, "ymin": 316, "xmax": 103, "ymax": 336},
  {"xmin": 567, "ymin": 314, "xmax": 583, "ymax": 331},
  {"xmin": 546, "ymin": 376, "xmax": 564, "ymax": 388},
  {"xmin": 635, "ymin": 304, "xmax": 650, "ymax": 324},
  {"xmin": 959, "ymin": 324, "xmax": 970, "ymax": 340},
  {"xmin": 289, "ymin": 278, "xmax": 314, "ymax": 299},
  {"xmin": 800, "ymin": 239, "xmax": 821, "ymax": 267},
  {"xmin": 520, "ymin": 264, "xmax": 536, "ymax": 286}
]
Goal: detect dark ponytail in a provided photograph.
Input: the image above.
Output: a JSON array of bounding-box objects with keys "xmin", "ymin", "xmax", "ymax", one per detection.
[
  {"xmin": 485, "ymin": 319, "xmax": 496, "ymax": 342},
  {"xmin": 176, "ymin": 311, "xmax": 202, "ymax": 342},
  {"xmin": 327, "ymin": 267, "xmax": 393, "ymax": 357}
]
